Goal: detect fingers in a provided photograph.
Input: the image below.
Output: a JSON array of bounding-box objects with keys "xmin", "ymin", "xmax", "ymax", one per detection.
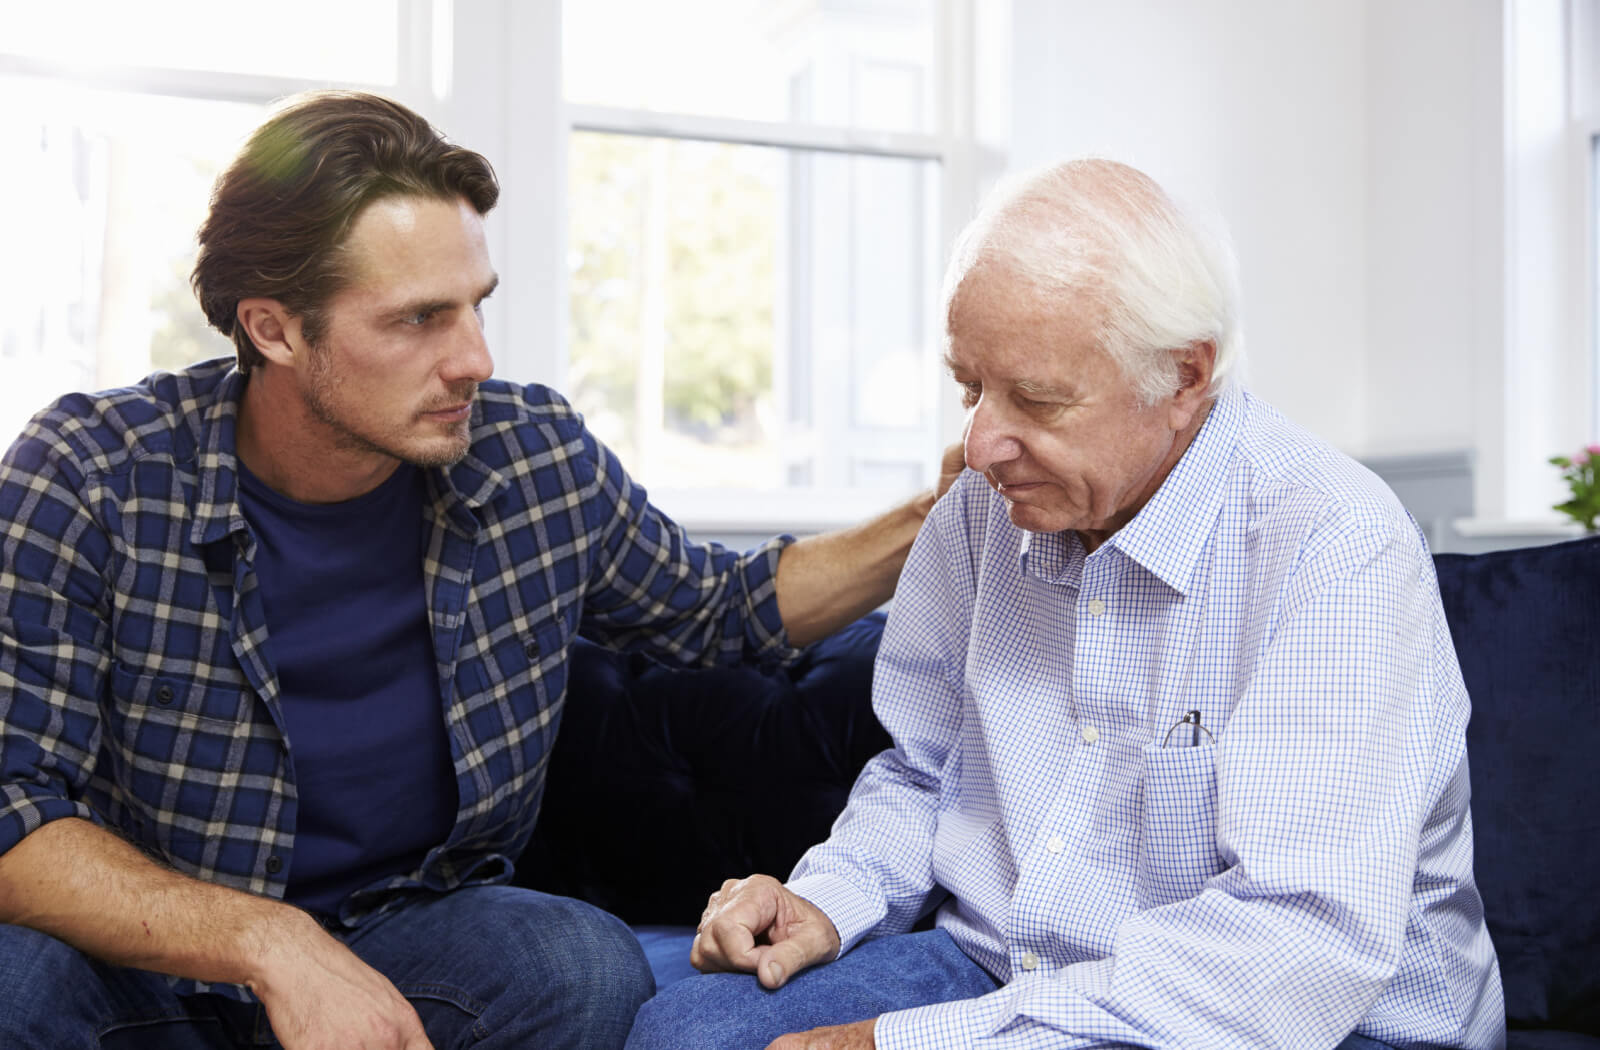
[
  {"xmin": 750, "ymin": 935, "xmax": 817, "ymax": 990},
  {"xmin": 397, "ymin": 1001, "xmax": 435, "ymax": 1050},
  {"xmin": 691, "ymin": 876, "xmax": 777, "ymax": 973},
  {"xmin": 689, "ymin": 875, "xmax": 840, "ymax": 989},
  {"xmin": 765, "ymin": 1018, "xmax": 878, "ymax": 1050},
  {"xmin": 401, "ymin": 1024, "xmax": 436, "ymax": 1050}
]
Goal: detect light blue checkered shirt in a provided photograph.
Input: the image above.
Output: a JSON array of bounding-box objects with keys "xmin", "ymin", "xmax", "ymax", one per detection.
[{"xmin": 789, "ymin": 388, "xmax": 1505, "ymax": 1049}]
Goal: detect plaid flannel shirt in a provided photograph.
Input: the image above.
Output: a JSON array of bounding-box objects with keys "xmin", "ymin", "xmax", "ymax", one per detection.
[{"xmin": 0, "ymin": 357, "xmax": 795, "ymax": 995}]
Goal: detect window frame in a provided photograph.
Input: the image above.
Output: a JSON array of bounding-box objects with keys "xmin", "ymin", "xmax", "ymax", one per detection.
[{"xmin": 521, "ymin": 0, "xmax": 1000, "ymax": 532}]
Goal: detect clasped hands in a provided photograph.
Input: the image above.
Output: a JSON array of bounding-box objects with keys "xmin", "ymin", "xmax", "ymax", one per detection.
[{"xmin": 691, "ymin": 874, "xmax": 876, "ymax": 1050}]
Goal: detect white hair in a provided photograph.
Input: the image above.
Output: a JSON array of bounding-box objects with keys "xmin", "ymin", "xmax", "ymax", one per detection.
[{"xmin": 943, "ymin": 158, "xmax": 1246, "ymax": 405}]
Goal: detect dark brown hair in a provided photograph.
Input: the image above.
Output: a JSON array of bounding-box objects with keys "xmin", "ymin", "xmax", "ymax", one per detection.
[{"xmin": 192, "ymin": 90, "xmax": 499, "ymax": 371}]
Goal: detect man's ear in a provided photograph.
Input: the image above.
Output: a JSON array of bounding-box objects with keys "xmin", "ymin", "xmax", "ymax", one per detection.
[
  {"xmin": 1168, "ymin": 339, "xmax": 1217, "ymax": 429},
  {"xmin": 235, "ymin": 299, "xmax": 301, "ymax": 368}
]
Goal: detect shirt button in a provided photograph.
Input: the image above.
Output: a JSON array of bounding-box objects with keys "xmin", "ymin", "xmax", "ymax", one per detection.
[
  {"xmin": 265, "ymin": 855, "xmax": 283, "ymax": 874},
  {"xmin": 156, "ymin": 685, "xmax": 175, "ymax": 704},
  {"xmin": 1081, "ymin": 725, "xmax": 1100, "ymax": 744},
  {"xmin": 1046, "ymin": 835, "xmax": 1065, "ymax": 854},
  {"xmin": 1086, "ymin": 598, "xmax": 1106, "ymax": 616},
  {"xmin": 1020, "ymin": 951, "xmax": 1040, "ymax": 971}
]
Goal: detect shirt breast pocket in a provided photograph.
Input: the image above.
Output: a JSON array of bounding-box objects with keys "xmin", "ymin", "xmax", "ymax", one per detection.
[
  {"xmin": 1137, "ymin": 741, "xmax": 1226, "ymax": 910},
  {"xmin": 104, "ymin": 664, "xmax": 255, "ymax": 851}
]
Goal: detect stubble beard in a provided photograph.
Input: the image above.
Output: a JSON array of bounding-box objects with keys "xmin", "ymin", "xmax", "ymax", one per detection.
[{"xmin": 303, "ymin": 343, "xmax": 475, "ymax": 470}]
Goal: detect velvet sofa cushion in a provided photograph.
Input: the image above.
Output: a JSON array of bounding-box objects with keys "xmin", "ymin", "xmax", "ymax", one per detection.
[
  {"xmin": 1434, "ymin": 535, "xmax": 1600, "ymax": 1038},
  {"xmin": 515, "ymin": 613, "xmax": 890, "ymax": 926}
]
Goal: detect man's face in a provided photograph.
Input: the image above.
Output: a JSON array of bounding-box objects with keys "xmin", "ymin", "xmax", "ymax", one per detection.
[
  {"xmin": 298, "ymin": 194, "xmax": 499, "ymax": 469},
  {"xmin": 945, "ymin": 264, "xmax": 1205, "ymax": 544}
]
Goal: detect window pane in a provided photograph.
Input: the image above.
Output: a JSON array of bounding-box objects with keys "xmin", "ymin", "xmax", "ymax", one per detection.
[
  {"xmin": 1, "ymin": 1, "xmax": 398, "ymax": 84},
  {"xmin": 0, "ymin": 80, "xmax": 258, "ymax": 446},
  {"xmin": 564, "ymin": 0, "xmax": 936, "ymax": 134},
  {"xmin": 1594, "ymin": 133, "xmax": 1600, "ymax": 441},
  {"xmin": 567, "ymin": 131, "xmax": 939, "ymax": 494}
]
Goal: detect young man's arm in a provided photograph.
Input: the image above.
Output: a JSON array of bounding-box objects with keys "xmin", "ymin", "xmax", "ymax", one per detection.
[
  {"xmin": 0, "ymin": 818, "xmax": 432, "ymax": 1050},
  {"xmin": 775, "ymin": 444, "xmax": 966, "ymax": 647}
]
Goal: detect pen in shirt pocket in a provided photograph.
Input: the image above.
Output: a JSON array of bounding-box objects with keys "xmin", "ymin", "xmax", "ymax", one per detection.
[{"xmin": 1161, "ymin": 709, "xmax": 1214, "ymax": 747}]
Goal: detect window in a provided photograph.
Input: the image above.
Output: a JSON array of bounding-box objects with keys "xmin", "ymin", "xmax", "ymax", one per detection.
[
  {"xmin": 560, "ymin": 0, "xmax": 982, "ymax": 526},
  {"xmin": 1, "ymin": 1, "xmax": 1000, "ymax": 534},
  {"xmin": 1592, "ymin": 130, "xmax": 1600, "ymax": 444},
  {"xmin": 0, "ymin": 1, "xmax": 436, "ymax": 446}
]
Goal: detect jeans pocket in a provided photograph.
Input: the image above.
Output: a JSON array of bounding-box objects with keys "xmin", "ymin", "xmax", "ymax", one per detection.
[
  {"xmin": 395, "ymin": 981, "xmax": 490, "ymax": 1044},
  {"xmin": 1137, "ymin": 741, "xmax": 1225, "ymax": 909}
]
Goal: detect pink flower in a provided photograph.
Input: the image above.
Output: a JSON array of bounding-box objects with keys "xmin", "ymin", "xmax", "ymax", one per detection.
[{"xmin": 1587, "ymin": 443, "xmax": 1600, "ymax": 456}]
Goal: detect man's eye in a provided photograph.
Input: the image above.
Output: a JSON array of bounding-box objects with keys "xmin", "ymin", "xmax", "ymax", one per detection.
[
  {"xmin": 402, "ymin": 311, "xmax": 434, "ymax": 327},
  {"xmin": 958, "ymin": 381, "xmax": 981, "ymax": 404}
]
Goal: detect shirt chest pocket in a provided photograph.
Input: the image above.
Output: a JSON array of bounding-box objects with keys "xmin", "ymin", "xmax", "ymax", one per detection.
[
  {"xmin": 103, "ymin": 664, "xmax": 260, "ymax": 844},
  {"xmin": 1136, "ymin": 741, "xmax": 1226, "ymax": 910}
]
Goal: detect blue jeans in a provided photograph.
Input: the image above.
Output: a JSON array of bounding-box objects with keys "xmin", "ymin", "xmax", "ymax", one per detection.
[
  {"xmin": 625, "ymin": 928, "xmax": 1402, "ymax": 1050},
  {"xmin": 0, "ymin": 885, "xmax": 653, "ymax": 1049}
]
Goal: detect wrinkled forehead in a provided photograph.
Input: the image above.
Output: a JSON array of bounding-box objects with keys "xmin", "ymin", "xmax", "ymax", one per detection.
[{"xmin": 945, "ymin": 257, "xmax": 1105, "ymax": 342}]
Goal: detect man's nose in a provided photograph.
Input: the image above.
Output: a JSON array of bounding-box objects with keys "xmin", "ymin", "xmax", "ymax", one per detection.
[
  {"xmin": 962, "ymin": 398, "xmax": 1021, "ymax": 474},
  {"xmin": 445, "ymin": 312, "xmax": 494, "ymax": 384}
]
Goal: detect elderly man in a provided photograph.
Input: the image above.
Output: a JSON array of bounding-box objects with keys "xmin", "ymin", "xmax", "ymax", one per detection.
[
  {"xmin": 626, "ymin": 160, "xmax": 1506, "ymax": 1050},
  {"xmin": 0, "ymin": 91, "xmax": 957, "ymax": 1050}
]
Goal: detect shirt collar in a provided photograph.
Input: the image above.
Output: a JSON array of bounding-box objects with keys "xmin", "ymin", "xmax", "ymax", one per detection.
[
  {"xmin": 1018, "ymin": 527, "xmax": 1085, "ymax": 589},
  {"xmin": 189, "ymin": 366, "xmax": 251, "ymax": 548},
  {"xmin": 1104, "ymin": 384, "xmax": 1244, "ymax": 595},
  {"xmin": 188, "ymin": 369, "xmax": 509, "ymax": 548}
]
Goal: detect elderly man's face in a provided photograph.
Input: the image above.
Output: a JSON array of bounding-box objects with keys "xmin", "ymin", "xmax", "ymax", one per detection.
[{"xmin": 945, "ymin": 265, "xmax": 1212, "ymax": 547}]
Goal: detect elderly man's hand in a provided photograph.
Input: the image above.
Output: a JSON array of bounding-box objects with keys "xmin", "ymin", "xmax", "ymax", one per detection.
[
  {"xmin": 690, "ymin": 874, "xmax": 841, "ymax": 989},
  {"xmin": 767, "ymin": 1018, "xmax": 877, "ymax": 1050}
]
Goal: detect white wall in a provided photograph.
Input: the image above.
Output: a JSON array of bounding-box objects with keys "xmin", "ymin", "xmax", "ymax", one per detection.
[
  {"xmin": 1009, "ymin": 0, "xmax": 1370, "ymax": 450},
  {"xmin": 1363, "ymin": 0, "xmax": 1500, "ymax": 460}
]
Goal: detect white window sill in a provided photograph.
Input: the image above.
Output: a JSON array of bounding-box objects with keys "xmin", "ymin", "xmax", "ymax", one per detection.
[
  {"xmin": 650, "ymin": 486, "xmax": 926, "ymax": 538},
  {"xmin": 1449, "ymin": 517, "xmax": 1587, "ymax": 539}
]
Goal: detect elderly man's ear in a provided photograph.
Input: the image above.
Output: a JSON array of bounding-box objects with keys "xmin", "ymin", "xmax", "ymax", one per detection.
[{"xmin": 1168, "ymin": 340, "xmax": 1218, "ymax": 429}]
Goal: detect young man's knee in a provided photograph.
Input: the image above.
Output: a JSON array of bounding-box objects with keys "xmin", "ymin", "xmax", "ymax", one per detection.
[{"xmin": 527, "ymin": 895, "xmax": 654, "ymax": 1002}]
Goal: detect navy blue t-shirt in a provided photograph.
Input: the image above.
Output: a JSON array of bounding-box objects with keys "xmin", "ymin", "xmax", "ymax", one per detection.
[{"xmin": 237, "ymin": 460, "xmax": 457, "ymax": 919}]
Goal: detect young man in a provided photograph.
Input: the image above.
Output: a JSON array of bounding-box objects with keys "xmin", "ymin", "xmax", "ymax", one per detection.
[{"xmin": 0, "ymin": 91, "xmax": 956, "ymax": 1050}]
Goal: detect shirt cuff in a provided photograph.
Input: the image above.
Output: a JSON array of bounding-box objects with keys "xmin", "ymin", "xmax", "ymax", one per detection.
[
  {"xmin": 741, "ymin": 534, "xmax": 805, "ymax": 667},
  {"xmin": 0, "ymin": 789, "xmax": 98, "ymax": 859},
  {"xmin": 874, "ymin": 991, "xmax": 1008, "ymax": 1050},
  {"xmin": 786, "ymin": 871, "xmax": 886, "ymax": 956}
]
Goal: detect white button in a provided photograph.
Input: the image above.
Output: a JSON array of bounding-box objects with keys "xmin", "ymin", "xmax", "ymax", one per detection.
[
  {"xmin": 1086, "ymin": 598, "xmax": 1106, "ymax": 616},
  {"xmin": 1081, "ymin": 725, "xmax": 1100, "ymax": 744},
  {"xmin": 1020, "ymin": 951, "xmax": 1040, "ymax": 971},
  {"xmin": 1046, "ymin": 835, "xmax": 1065, "ymax": 854}
]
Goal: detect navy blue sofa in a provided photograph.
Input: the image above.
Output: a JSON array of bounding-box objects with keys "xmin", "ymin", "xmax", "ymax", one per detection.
[{"xmin": 517, "ymin": 535, "xmax": 1600, "ymax": 1048}]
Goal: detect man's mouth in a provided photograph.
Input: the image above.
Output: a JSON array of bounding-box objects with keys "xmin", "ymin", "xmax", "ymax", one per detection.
[
  {"xmin": 422, "ymin": 402, "xmax": 473, "ymax": 422},
  {"xmin": 989, "ymin": 474, "xmax": 1042, "ymax": 494},
  {"xmin": 421, "ymin": 388, "xmax": 476, "ymax": 422}
]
